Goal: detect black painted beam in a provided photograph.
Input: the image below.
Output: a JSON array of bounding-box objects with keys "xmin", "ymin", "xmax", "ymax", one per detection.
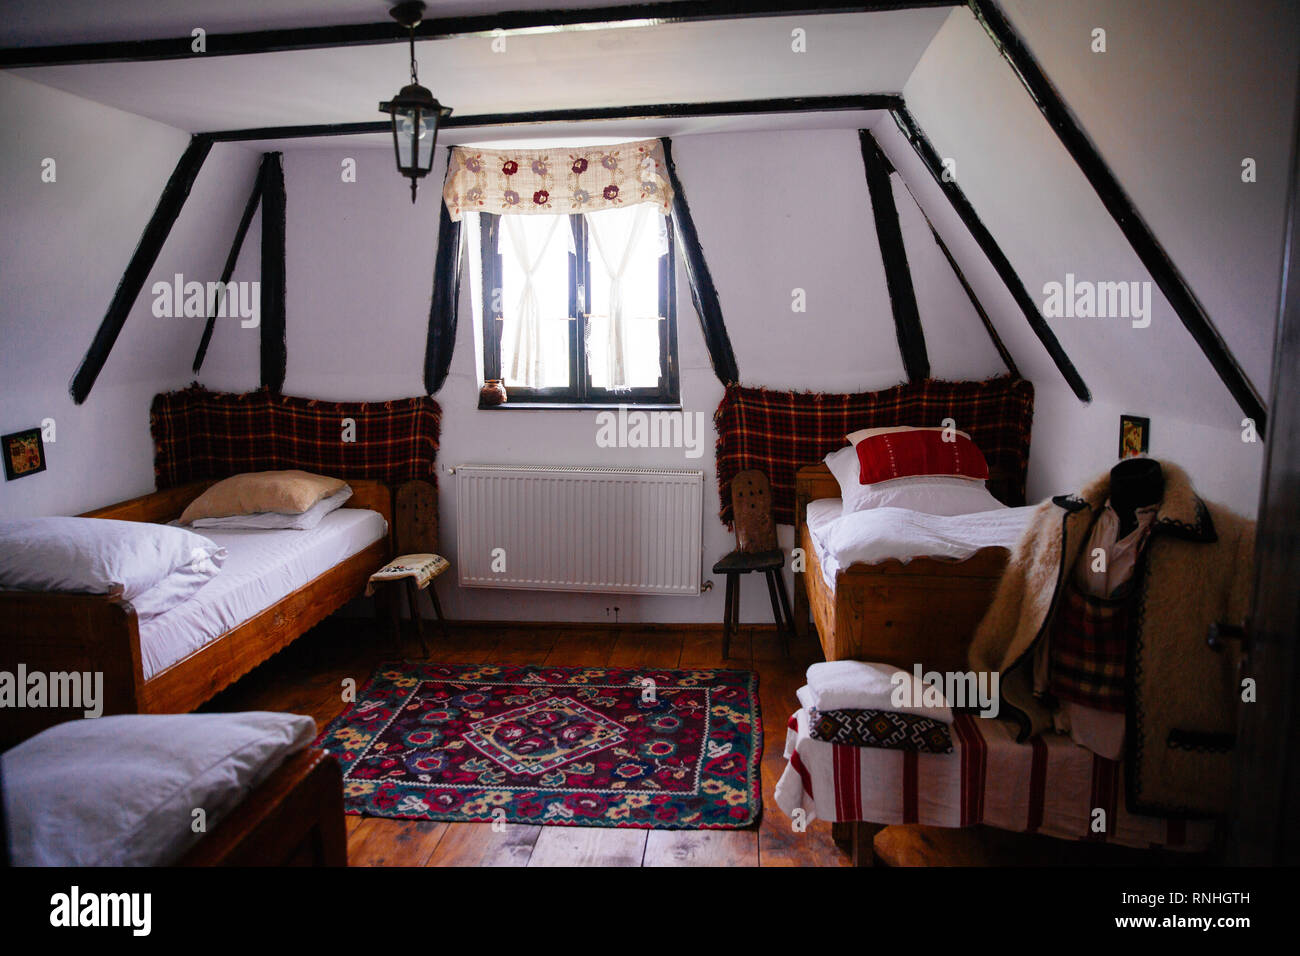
[
  {"xmin": 258, "ymin": 153, "xmax": 287, "ymax": 392},
  {"xmin": 891, "ymin": 106, "xmax": 1091, "ymax": 402},
  {"xmin": 0, "ymin": 3, "xmax": 959, "ymax": 67},
  {"xmin": 928, "ymin": 224, "xmax": 1020, "ymax": 377},
  {"xmin": 192, "ymin": 167, "xmax": 264, "ymax": 373},
  {"xmin": 425, "ymin": 189, "xmax": 463, "ymax": 395},
  {"xmin": 893, "ymin": 170, "xmax": 1021, "ymax": 375},
  {"xmin": 662, "ymin": 136, "xmax": 739, "ymax": 385},
  {"xmin": 969, "ymin": 0, "xmax": 1264, "ymax": 427},
  {"xmin": 202, "ymin": 95, "xmax": 902, "ymax": 143},
  {"xmin": 69, "ymin": 136, "xmax": 212, "ymax": 404},
  {"xmin": 860, "ymin": 130, "xmax": 929, "ymax": 381}
]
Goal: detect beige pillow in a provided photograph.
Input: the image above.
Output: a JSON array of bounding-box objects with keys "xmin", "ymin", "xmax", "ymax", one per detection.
[
  {"xmin": 179, "ymin": 470, "xmax": 347, "ymax": 524},
  {"xmin": 846, "ymin": 425, "xmax": 971, "ymax": 446}
]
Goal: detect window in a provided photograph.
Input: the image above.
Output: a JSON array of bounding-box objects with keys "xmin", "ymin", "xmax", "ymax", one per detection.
[{"xmin": 477, "ymin": 205, "xmax": 678, "ymax": 406}]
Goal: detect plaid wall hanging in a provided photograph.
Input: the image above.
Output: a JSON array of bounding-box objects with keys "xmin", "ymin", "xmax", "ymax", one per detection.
[
  {"xmin": 715, "ymin": 375, "xmax": 1034, "ymax": 525},
  {"xmin": 151, "ymin": 385, "xmax": 441, "ymax": 490}
]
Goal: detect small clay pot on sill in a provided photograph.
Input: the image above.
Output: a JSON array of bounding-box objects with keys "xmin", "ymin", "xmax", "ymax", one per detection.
[{"xmin": 479, "ymin": 379, "xmax": 508, "ymax": 406}]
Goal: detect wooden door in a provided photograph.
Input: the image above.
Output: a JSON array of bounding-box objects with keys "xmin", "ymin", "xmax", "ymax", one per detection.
[{"xmin": 1227, "ymin": 91, "xmax": 1300, "ymax": 865}]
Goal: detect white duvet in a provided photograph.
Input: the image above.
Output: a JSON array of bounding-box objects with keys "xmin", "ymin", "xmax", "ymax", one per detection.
[{"xmin": 807, "ymin": 498, "xmax": 1034, "ymax": 588}]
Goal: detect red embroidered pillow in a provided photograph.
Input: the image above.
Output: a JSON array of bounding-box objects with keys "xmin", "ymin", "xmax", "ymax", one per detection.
[{"xmin": 855, "ymin": 430, "xmax": 989, "ymax": 485}]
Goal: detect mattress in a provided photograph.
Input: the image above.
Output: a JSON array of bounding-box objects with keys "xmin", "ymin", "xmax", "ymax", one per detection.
[
  {"xmin": 138, "ymin": 508, "xmax": 387, "ymax": 679},
  {"xmin": 805, "ymin": 497, "xmax": 1034, "ymax": 590}
]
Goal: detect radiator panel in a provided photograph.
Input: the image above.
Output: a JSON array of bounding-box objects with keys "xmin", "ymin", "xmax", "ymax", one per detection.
[{"xmin": 455, "ymin": 464, "xmax": 704, "ymax": 595}]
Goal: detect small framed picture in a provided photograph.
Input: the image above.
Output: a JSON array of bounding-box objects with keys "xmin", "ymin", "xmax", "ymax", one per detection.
[
  {"xmin": 1119, "ymin": 414, "xmax": 1150, "ymax": 460},
  {"xmin": 2, "ymin": 428, "xmax": 47, "ymax": 481}
]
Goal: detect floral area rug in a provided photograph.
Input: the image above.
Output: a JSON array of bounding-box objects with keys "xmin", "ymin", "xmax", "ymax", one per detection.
[{"xmin": 314, "ymin": 661, "xmax": 762, "ymax": 829}]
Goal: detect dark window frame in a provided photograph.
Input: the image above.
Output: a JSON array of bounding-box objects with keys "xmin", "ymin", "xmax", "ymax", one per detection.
[{"xmin": 479, "ymin": 210, "xmax": 679, "ymax": 407}]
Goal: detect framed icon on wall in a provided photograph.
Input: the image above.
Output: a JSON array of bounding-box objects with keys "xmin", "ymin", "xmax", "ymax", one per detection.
[
  {"xmin": 1119, "ymin": 414, "xmax": 1150, "ymax": 460},
  {"xmin": 2, "ymin": 427, "xmax": 47, "ymax": 481}
]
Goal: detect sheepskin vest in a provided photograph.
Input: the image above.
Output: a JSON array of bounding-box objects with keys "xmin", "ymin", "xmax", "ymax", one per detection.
[{"xmin": 968, "ymin": 461, "xmax": 1254, "ymax": 817}]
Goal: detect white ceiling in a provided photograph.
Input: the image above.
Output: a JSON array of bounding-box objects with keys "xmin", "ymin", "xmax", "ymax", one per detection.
[{"xmin": 5, "ymin": 9, "xmax": 948, "ymax": 136}]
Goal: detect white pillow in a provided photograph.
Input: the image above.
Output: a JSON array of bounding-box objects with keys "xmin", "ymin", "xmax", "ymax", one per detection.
[
  {"xmin": 0, "ymin": 517, "xmax": 225, "ymax": 617},
  {"xmin": 823, "ymin": 445, "xmax": 1003, "ymax": 516},
  {"xmin": 129, "ymin": 559, "xmax": 222, "ymax": 621},
  {"xmin": 187, "ymin": 485, "xmax": 353, "ymax": 531},
  {"xmin": 1, "ymin": 712, "xmax": 316, "ymax": 866}
]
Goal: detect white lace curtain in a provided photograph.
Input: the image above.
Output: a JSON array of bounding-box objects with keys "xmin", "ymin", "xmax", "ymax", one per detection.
[
  {"xmin": 586, "ymin": 203, "xmax": 655, "ymax": 390},
  {"xmin": 501, "ymin": 215, "xmax": 563, "ymax": 387}
]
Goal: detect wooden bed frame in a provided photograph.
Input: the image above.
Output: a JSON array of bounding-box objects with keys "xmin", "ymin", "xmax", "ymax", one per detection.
[
  {"xmin": 791, "ymin": 463, "xmax": 1011, "ymax": 673},
  {"xmin": 0, "ymin": 478, "xmax": 393, "ymax": 749},
  {"xmin": 178, "ymin": 748, "xmax": 347, "ymax": 866}
]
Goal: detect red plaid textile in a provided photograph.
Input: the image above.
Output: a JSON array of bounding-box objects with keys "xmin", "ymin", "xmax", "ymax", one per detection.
[
  {"xmin": 714, "ymin": 376, "xmax": 1034, "ymax": 525},
  {"xmin": 150, "ymin": 385, "xmax": 441, "ymax": 490},
  {"xmin": 1048, "ymin": 581, "xmax": 1131, "ymax": 713}
]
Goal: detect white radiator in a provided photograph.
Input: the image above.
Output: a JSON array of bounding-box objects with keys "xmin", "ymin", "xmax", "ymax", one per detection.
[{"xmin": 455, "ymin": 464, "xmax": 703, "ymax": 595}]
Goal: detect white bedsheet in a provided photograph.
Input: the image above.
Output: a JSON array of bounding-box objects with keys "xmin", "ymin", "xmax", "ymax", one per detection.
[
  {"xmin": 806, "ymin": 497, "xmax": 1033, "ymax": 590},
  {"xmin": 138, "ymin": 508, "xmax": 386, "ymax": 679}
]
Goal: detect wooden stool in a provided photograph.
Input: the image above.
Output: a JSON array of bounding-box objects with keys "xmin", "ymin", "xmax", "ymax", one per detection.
[
  {"xmin": 714, "ymin": 469, "xmax": 792, "ymax": 658},
  {"xmin": 370, "ymin": 553, "xmax": 449, "ymax": 655},
  {"xmin": 368, "ymin": 479, "xmax": 449, "ymax": 655}
]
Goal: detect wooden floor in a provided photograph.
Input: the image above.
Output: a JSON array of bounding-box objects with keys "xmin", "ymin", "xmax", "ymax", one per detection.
[{"xmin": 205, "ymin": 616, "xmax": 851, "ymax": 867}]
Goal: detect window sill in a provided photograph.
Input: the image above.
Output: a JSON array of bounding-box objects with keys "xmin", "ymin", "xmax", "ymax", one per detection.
[{"xmin": 477, "ymin": 401, "xmax": 684, "ymax": 412}]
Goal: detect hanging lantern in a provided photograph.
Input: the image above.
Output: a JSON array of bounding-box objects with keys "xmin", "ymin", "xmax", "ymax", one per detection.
[{"xmin": 379, "ymin": 2, "xmax": 452, "ymax": 203}]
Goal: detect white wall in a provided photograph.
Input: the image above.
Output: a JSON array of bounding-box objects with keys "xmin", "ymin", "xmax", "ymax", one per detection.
[
  {"xmin": 1000, "ymin": 0, "xmax": 1297, "ymax": 399},
  {"xmin": 0, "ymin": 73, "xmax": 261, "ymax": 519},
  {"xmin": 207, "ymin": 129, "xmax": 1000, "ymax": 624},
  {"xmin": 882, "ymin": 2, "xmax": 1296, "ymax": 515}
]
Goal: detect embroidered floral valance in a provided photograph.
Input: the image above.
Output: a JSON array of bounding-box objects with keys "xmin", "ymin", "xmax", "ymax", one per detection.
[{"xmin": 443, "ymin": 138, "xmax": 674, "ymax": 221}]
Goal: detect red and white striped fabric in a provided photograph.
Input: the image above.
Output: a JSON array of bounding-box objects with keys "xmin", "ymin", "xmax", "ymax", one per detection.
[{"xmin": 774, "ymin": 704, "xmax": 1215, "ymax": 852}]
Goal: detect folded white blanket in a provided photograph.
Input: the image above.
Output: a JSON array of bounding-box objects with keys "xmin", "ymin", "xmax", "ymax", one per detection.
[
  {"xmin": 805, "ymin": 660, "xmax": 954, "ymax": 723},
  {"xmin": 811, "ymin": 504, "xmax": 1035, "ymax": 579}
]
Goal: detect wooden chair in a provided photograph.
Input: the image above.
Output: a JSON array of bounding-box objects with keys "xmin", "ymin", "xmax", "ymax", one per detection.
[
  {"xmin": 712, "ymin": 470, "xmax": 793, "ymax": 658},
  {"xmin": 369, "ymin": 479, "xmax": 449, "ymax": 655}
]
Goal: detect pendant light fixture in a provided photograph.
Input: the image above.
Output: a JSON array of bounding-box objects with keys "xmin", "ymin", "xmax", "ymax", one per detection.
[{"xmin": 379, "ymin": 1, "xmax": 452, "ymax": 203}]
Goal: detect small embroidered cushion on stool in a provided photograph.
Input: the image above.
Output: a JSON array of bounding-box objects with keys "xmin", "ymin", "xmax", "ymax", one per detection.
[{"xmin": 365, "ymin": 553, "xmax": 449, "ymax": 595}]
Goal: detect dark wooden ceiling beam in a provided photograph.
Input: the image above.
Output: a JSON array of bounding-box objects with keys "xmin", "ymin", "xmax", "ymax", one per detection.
[
  {"xmin": 258, "ymin": 153, "xmax": 287, "ymax": 392},
  {"xmin": 69, "ymin": 136, "xmax": 212, "ymax": 404},
  {"xmin": 928, "ymin": 222, "xmax": 1020, "ymax": 377},
  {"xmin": 890, "ymin": 106, "xmax": 1091, "ymax": 401},
  {"xmin": 969, "ymin": 0, "xmax": 1265, "ymax": 428},
  {"xmin": 192, "ymin": 167, "xmax": 264, "ymax": 373},
  {"xmin": 201, "ymin": 95, "xmax": 903, "ymax": 143},
  {"xmin": 0, "ymin": 2, "xmax": 960, "ymax": 68},
  {"xmin": 662, "ymin": 136, "xmax": 739, "ymax": 385},
  {"xmin": 860, "ymin": 129, "xmax": 929, "ymax": 381},
  {"xmin": 893, "ymin": 173, "xmax": 1021, "ymax": 376}
]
